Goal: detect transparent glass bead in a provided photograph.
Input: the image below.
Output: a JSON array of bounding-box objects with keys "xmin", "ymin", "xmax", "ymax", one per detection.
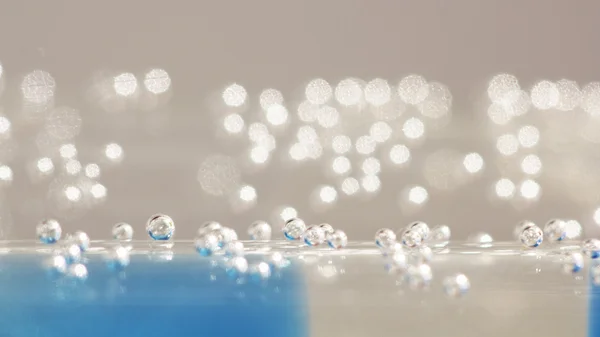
[
  {"xmin": 401, "ymin": 229, "xmax": 423, "ymax": 248},
  {"xmin": 375, "ymin": 228, "xmax": 397, "ymax": 248},
  {"xmin": 429, "ymin": 225, "xmax": 451, "ymax": 246},
  {"xmin": 283, "ymin": 218, "xmax": 307, "ymax": 240},
  {"xmin": 214, "ymin": 227, "xmax": 238, "ymax": 247},
  {"xmin": 319, "ymin": 223, "xmax": 335, "ymax": 237},
  {"xmin": 303, "ymin": 225, "xmax": 326, "ymax": 246},
  {"xmin": 225, "ymin": 256, "xmax": 249, "ymax": 279},
  {"xmin": 62, "ymin": 243, "xmax": 82, "ymax": 264},
  {"xmin": 583, "ymin": 238, "xmax": 600, "ymax": 259},
  {"xmin": 146, "ymin": 214, "xmax": 175, "ymax": 240},
  {"xmin": 198, "ymin": 221, "xmax": 223, "ymax": 237},
  {"xmin": 268, "ymin": 251, "xmax": 290, "ymax": 269},
  {"xmin": 407, "ymin": 221, "xmax": 430, "ymax": 241},
  {"xmin": 443, "ymin": 273, "xmax": 470, "ymax": 297},
  {"xmin": 248, "ymin": 220, "xmax": 272, "ymax": 240},
  {"xmin": 544, "ymin": 219, "xmax": 567, "ymax": 242},
  {"xmin": 249, "ymin": 262, "xmax": 272, "ymax": 282},
  {"xmin": 224, "ymin": 240, "xmax": 245, "ymax": 257},
  {"xmin": 562, "ymin": 252, "xmax": 584, "ymax": 274},
  {"xmin": 66, "ymin": 231, "xmax": 90, "ymax": 252},
  {"xmin": 67, "ymin": 263, "xmax": 88, "ymax": 281},
  {"xmin": 105, "ymin": 246, "xmax": 130, "ymax": 271},
  {"xmin": 519, "ymin": 223, "xmax": 543, "ymax": 248},
  {"xmin": 36, "ymin": 219, "xmax": 62, "ymax": 244},
  {"xmin": 195, "ymin": 233, "xmax": 220, "ymax": 257},
  {"xmin": 326, "ymin": 229, "xmax": 348, "ymax": 249},
  {"xmin": 112, "ymin": 222, "xmax": 133, "ymax": 241},
  {"xmin": 407, "ymin": 264, "xmax": 433, "ymax": 289}
]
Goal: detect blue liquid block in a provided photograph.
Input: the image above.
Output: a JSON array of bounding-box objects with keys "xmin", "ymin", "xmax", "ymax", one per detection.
[
  {"xmin": 591, "ymin": 270, "xmax": 600, "ymax": 337},
  {"xmin": 0, "ymin": 254, "xmax": 308, "ymax": 337}
]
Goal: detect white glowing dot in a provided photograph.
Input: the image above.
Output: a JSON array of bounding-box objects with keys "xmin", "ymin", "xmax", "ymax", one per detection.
[
  {"xmin": 531, "ymin": 81, "xmax": 559, "ymax": 110},
  {"xmin": 0, "ymin": 165, "xmax": 12, "ymax": 183},
  {"xmin": 306, "ymin": 142, "xmax": 323, "ymax": 160},
  {"xmin": 297, "ymin": 125, "xmax": 318, "ymax": 144},
  {"xmin": 335, "ymin": 78, "xmax": 363, "ymax": 106},
  {"xmin": 317, "ymin": 106, "xmax": 339, "ymax": 128},
  {"xmin": 503, "ymin": 90, "xmax": 531, "ymax": 116},
  {"xmin": 0, "ymin": 116, "xmax": 11, "ymax": 135},
  {"xmin": 260, "ymin": 89, "xmax": 283, "ymax": 110},
  {"xmin": 21, "ymin": 70, "xmax": 56, "ymax": 104},
  {"xmin": 520, "ymin": 179, "xmax": 541, "ymax": 199},
  {"xmin": 463, "ymin": 153, "xmax": 484, "ymax": 173},
  {"xmin": 0, "ymin": 63, "xmax": 3, "ymax": 79},
  {"xmin": 487, "ymin": 103, "xmax": 513, "ymax": 125},
  {"xmin": 332, "ymin": 135, "xmax": 351, "ymax": 154},
  {"xmin": 85, "ymin": 163, "xmax": 100, "ymax": 179},
  {"xmin": 305, "ymin": 78, "xmax": 332, "ymax": 105},
  {"xmin": 361, "ymin": 175, "xmax": 381, "ymax": 193},
  {"xmin": 280, "ymin": 207, "xmax": 297, "ymax": 222},
  {"xmin": 402, "ymin": 118, "xmax": 425, "ymax": 140},
  {"xmin": 332, "ymin": 156, "xmax": 351, "ymax": 175},
  {"xmin": 582, "ymin": 82, "xmax": 600, "ymax": 116},
  {"xmin": 555, "ymin": 79, "xmax": 581, "ymax": 111},
  {"xmin": 408, "ymin": 186, "xmax": 429, "ymax": 205},
  {"xmin": 255, "ymin": 134, "xmax": 276, "ymax": 152},
  {"xmin": 113, "ymin": 73, "xmax": 138, "ymax": 97},
  {"xmin": 341, "ymin": 177, "xmax": 360, "ymax": 195},
  {"xmin": 64, "ymin": 185, "xmax": 82, "ymax": 202},
  {"xmin": 419, "ymin": 82, "xmax": 453, "ymax": 119},
  {"xmin": 223, "ymin": 113, "xmax": 245, "ymax": 134},
  {"xmin": 239, "ymin": 185, "xmax": 257, "ymax": 202},
  {"xmin": 593, "ymin": 208, "xmax": 600, "ymax": 225},
  {"xmin": 266, "ymin": 104, "xmax": 288, "ymax": 126},
  {"xmin": 389, "ymin": 144, "xmax": 410, "ymax": 165},
  {"xmin": 143, "ymin": 68, "xmax": 171, "ymax": 94},
  {"xmin": 521, "ymin": 154, "xmax": 542, "ymax": 175},
  {"xmin": 517, "ymin": 125, "xmax": 540, "ymax": 148},
  {"xmin": 355, "ymin": 135, "xmax": 376, "ymax": 155},
  {"xmin": 488, "ymin": 74, "xmax": 520, "ymax": 104},
  {"xmin": 250, "ymin": 146, "xmax": 269, "ymax": 164},
  {"xmin": 105, "ymin": 143, "xmax": 124, "ymax": 162},
  {"xmin": 364, "ymin": 78, "xmax": 391, "ymax": 107},
  {"xmin": 91, "ymin": 183, "xmax": 107, "ymax": 199},
  {"xmin": 59, "ymin": 144, "xmax": 77, "ymax": 159},
  {"xmin": 289, "ymin": 143, "xmax": 308, "ymax": 161},
  {"xmin": 495, "ymin": 178, "xmax": 515, "ymax": 199},
  {"xmin": 369, "ymin": 121, "xmax": 392, "ymax": 143},
  {"xmin": 248, "ymin": 123, "xmax": 269, "ymax": 142},
  {"xmin": 298, "ymin": 101, "xmax": 320, "ymax": 122},
  {"xmin": 496, "ymin": 134, "xmax": 519, "ymax": 156},
  {"xmin": 37, "ymin": 157, "xmax": 54, "ymax": 174},
  {"xmin": 398, "ymin": 75, "xmax": 429, "ymax": 105},
  {"xmin": 565, "ymin": 220, "xmax": 582, "ymax": 239},
  {"xmin": 319, "ymin": 185, "xmax": 338, "ymax": 203},
  {"xmin": 222, "ymin": 83, "xmax": 247, "ymax": 107},
  {"xmin": 65, "ymin": 160, "xmax": 82, "ymax": 175},
  {"xmin": 361, "ymin": 157, "xmax": 381, "ymax": 175}
]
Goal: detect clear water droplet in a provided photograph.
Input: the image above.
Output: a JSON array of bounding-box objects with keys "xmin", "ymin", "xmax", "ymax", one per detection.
[
  {"xmin": 36, "ymin": 219, "xmax": 62, "ymax": 244},
  {"xmin": 248, "ymin": 221, "xmax": 272, "ymax": 240},
  {"xmin": 429, "ymin": 225, "xmax": 451, "ymax": 246},
  {"xmin": 146, "ymin": 214, "xmax": 175, "ymax": 240},
  {"xmin": 543, "ymin": 219, "xmax": 567, "ymax": 242},
  {"xmin": 303, "ymin": 225, "xmax": 326, "ymax": 246},
  {"xmin": 283, "ymin": 218, "xmax": 306, "ymax": 241},
  {"xmin": 375, "ymin": 228, "xmax": 396, "ymax": 248},
  {"xmin": 407, "ymin": 221, "xmax": 430, "ymax": 241},
  {"xmin": 326, "ymin": 229, "xmax": 348, "ymax": 249},
  {"xmin": 519, "ymin": 222, "xmax": 543, "ymax": 248},
  {"xmin": 583, "ymin": 239, "xmax": 600, "ymax": 259},
  {"xmin": 214, "ymin": 227, "xmax": 238, "ymax": 247},
  {"xmin": 562, "ymin": 252, "xmax": 584, "ymax": 274},
  {"xmin": 401, "ymin": 229, "xmax": 423, "ymax": 248},
  {"xmin": 197, "ymin": 221, "xmax": 223, "ymax": 237},
  {"xmin": 319, "ymin": 223, "xmax": 334, "ymax": 237},
  {"xmin": 112, "ymin": 222, "xmax": 133, "ymax": 241}
]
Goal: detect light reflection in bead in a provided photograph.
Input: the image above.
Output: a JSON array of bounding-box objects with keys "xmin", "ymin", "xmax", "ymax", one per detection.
[
  {"xmin": 407, "ymin": 264, "xmax": 432, "ymax": 289},
  {"xmin": 36, "ymin": 219, "xmax": 62, "ymax": 244},
  {"xmin": 106, "ymin": 246, "xmax": 131, "ymax": 271},
  {"xmin": 249, "ymin": 262, "xmax": 272, "ymax": 281},
  {"xmin": 112, "ymin": 222, "xmax": 134, "ymax": 241},
  {"xmin": 303, "ymin": 225, "xmax": 326, "ymax": 246},
  {"xmin": 543, "ymin": 219, "xmax": 566, "ymax": 242},
  {"xmin": 375, "ymin": 228, "xmax": 397, "ymax": 248},
  {"xmin": 146, "ymin": 214, "xmax": 175, "ymax": 241},
  {"xmin": 562, "ymin": 252, "xmax": 584, "ymax": 274},
  {"xmin": 248, "ymin": 221, "xmax": 272, "ymax": 240},
  {"xmin": 195, "ymin": 233, "xmax": 220, "ymax": 257},
  {"xmin": 327, "ymin": 229, "xmax": 348, "ymax": 249}
]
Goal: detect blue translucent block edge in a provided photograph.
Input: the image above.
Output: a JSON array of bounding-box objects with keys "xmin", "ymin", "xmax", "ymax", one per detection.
[
  {"xmin": 591, "ymin": 268, "xmax": 600, "ymax": 337},
  {"xmin": 0, "ymin": 254, "xmax": 309, "ymax": 337}
]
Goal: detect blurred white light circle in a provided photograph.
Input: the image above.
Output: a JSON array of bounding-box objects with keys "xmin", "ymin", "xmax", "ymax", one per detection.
[
  {"xmin": 389, "ymin": 144, "xmax": 410, "ymax": 165},
  {"xmin": 239, "ymin": 185, "xmax": 257, "ymax": 202},
  {"xmin": 565, "ymin": 220, "xmax": 582, "ymax": 239},
  {"xmin": 463, "ymin": 153, "xmax": 484, "ymax": 173},
  {"xmin": 266, "ymin": 104, "xmax": 288, "ymax": 126},
  {"xmin": 355, "ymin": 135, "xmax": 376, "ymax": 155},
  {"xmin": 517, "ymin": 125, "xmax": 540, "ymax": 148},
  {"xmin": 361, "ymin": 157, "xmax": 381, "ymax": 175},
  {"xmin": 259, "ymin": 88, "xmax": 283, "ymax": 110},
  {"xmin": 487, "ymin": 74, "xmax": 520, "ymax": 104},
  {"xmin": 0, "ymin": 116, "xmax": 11, "ymax": 135},
  {"xmin": 105, "ymin": 143, "xmax": 124, "ymax": 163},
  {"xmin": 520, "ymin": 154, "xmax": 542, "ymax": 175},
  {"xmin": 305, "ymin": 78, "xmax": 332, "ymax": 105},
  {"xmin": 487, "ymin": 103, "xmax": 513, "ymax": 125},
  {"xmin": 361, "ymin": 175, "xmax": 381, "ymax": 193},
  {"xmin": 91, "ymin": 183, "xmax": 107, "ymax": 199},
  {"xmin": 555, "ymin": 79, "xmax": 581, "ymax": 111},
  {"xmin": 495, "ymin": 178, "xmax": 515, "ymax": 199},
  {"xmin": 248, "ymin": 123, "xmax": 269, "ymax": 142},
  {"xmin": 37, "ymin": 157, "xmax": 54, "ymax": 174},
  {"xmin": 519, "ymin": 179, "xmax": 541, "ymax": 200},
  {"xmin": 335, "ymin": 78, "xmax": 363, "ymax": 106},
  {"xmin": 64, "ymin": 185, "xmax": 82, "ymax": 202},
  {"xmin": 398, "ymin": 75, "xmax": 429, "ymax": 105},
  {"xmin": 144, "ymin": 68, "xmax": 171, "ymax": 94},
  {"xmin": 289, "ymin": 143, "xmax": 308, "ymax": 161},
  {"xmin": 21, "ymin": 70, "xmax": 56, "ymax": 104},
  {"xmin": 332, "ymin": 156, "xmax": 351, "ymax": 175},
  {"xmin": 531, "ymin": 81, "xmax": 559, "ymax": 110},
  {"xmin": 369, "ymin": 121, "xmax": 392, "ymax": 143},
  {"xmin": 419, "ymin": 82, "xmax": 452, "ymax": 119},
  {"xmin": 59, "ymin": 144, "xmax": 77, "ymax": 159},
  {"xmin": 223, "ymin": 113, "xmax": 245, "ymax": 134},
  {"xmin": 341, "ymin": 177, "xmax": 360, "ymax": 195},
  {"xmin": 364, "ymin": 78, "xmax": 391, "ymax": 107},
  {"xmin": 250, "ymin": 146, "xmax": 270, "ymax": 164},
  {"xmin": 65, "ymin": 159, "xmax": 82, "ymax": 175},
  {"xmin": 84, "ymin": 163, "xmax": 100, "ymax": 179},
  {"xmin": 408, "ymin": 186, "xmax": 429, "ymax": 205},
  {"xmin": 319, "ymin": 185, "xmax": 338, "ymax": 204},
  {"xmin": 581, "ymin": 82, "xmax": 600, "ymax": 116},
  {"xmin": 332, "ymin": 135, "xmax": 352, "ymax": 154},
  {"xmin": 222, "ymin": 83, "xmax": 247, "ymax": 107},
  {"xmin": 280, "ymin": 206, "xmax": 298, "ymax": 222},
  {"xmin": 402, "ymin": 117, "xmax": 425, "ymax": 140},
  {"xmin": 317, "ymin": 106, "xmax": 339, "ymax": 128},
  {"xmin": 113, "ymin": 73, "xmax": 138, "ymax": 97},
  {"xmin": 496, "ymin": 134, "xmax": 519, "ymax": 156},
  {"xmin": 0, "ymin": 165, "xmax": 12, "ymax": 184},
  {"xmin": 297, "ymin": 101, "xmax": 319, "ymax": 123}
]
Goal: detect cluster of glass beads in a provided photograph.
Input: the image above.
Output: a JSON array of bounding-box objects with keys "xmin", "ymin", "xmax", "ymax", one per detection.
[{"xmin": 282, "ymin": 218, "xmax": 348, "ymax": 249}]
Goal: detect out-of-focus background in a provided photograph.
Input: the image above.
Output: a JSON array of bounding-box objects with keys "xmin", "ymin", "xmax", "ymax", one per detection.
[{"xmin": 0, "ymin": 0, "xmax": 599, "ymax": 241}]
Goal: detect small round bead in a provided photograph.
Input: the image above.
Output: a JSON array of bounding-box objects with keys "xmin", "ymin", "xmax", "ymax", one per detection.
[
  {"xmin": 267, "ymin": 252, "xmax": 290, "ymax": 269},
  {"xmin": 544, "ymin": 219, "xmax": 567, "ymax": 242},
  {"xmin": 249, "ymin": 262, "xmax": 272, "ymax": 282},
  {"xmin": 562, "ymin": 252, "xmax": 584, "ymax": 274},
  {"xmin": 375, "ymin": 228, "xmax": 396, "ymax": 248},
  {"xmin": 146, "ymin": 214, "xmax": 175, "ymax": 240},
  {"xmin": 198, "ymin": 221, "xmax": 223, "ymax": 237},
  {"xmin": 407, "ymin": 221, "xmax": 430, "ymax": 241},
  {"xmin": 62, "ymin": 243, "xmax": 82, "ymax": 264},
  {"xmin": 224, "ymin": 240, "xmax": 245, "ymax": 257},
  {"xmin": 105, "ymin": 246, "xmax": 130, "ymax": 271},
  {"xmin": 112, "ymin": 222, "xmax": 134, "ymax": 241},
  {"xmin": 519, "ymin": 222, "xmax": 543, "ymax": 248},
  {"xmin": 443, "ymin": 273, "xmax": 470, "ymax": 297},
  {"xmin": 248, "ymin": 221, "xmax": 272, "ymax": 240},
  {"xmin": 583, "ymin": 239, "xmax": 600, "ymax": 259},
  {"xmin": 407, "ymin": 264, "xmax": 433, "ymax": 289},
  {"xmin": 415, "ymin": 245, "xmax": 433, "ymax": 263},
  {"xmin": 37, "ymin": 219, "xmax": 62, "ymax": 244},
  {"xmin": 326, "ymin": 229, "xmax": 348, "ymax": 249},
  {"xmin": 401, "ymin": 229, "xmax": 423, "ymax": 248},
  {"xmin": 429, "ymin": 225, "xmax": 451, "ymax": 245},
  {"xmin": 67, "ymin": 263, "xmax": 88, "ymax": 281},
  {"xmin": 319, "ymin": 223, "xmax": 335, "ymax": 237},
  {"xmin": 225, "ymin": 256, "xmax": 249, "ymax": 279},
  {"xmin": 303, "ymin": 225, "xmax": 326, "ymax": 246},
  {"xmin": 66, "ymin": 231, "xmax": 90, "ymax": 252},
  {"xmin": 195, "ymin": 233, "xmax": 220, "ymax": 257},
  {"xmin": 283, "ymin": 218, "xmax": 307, "ymax": 241},
  {"xmin": 215, "ymin": 227, "xmax": 238, "ymax": 247}
]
